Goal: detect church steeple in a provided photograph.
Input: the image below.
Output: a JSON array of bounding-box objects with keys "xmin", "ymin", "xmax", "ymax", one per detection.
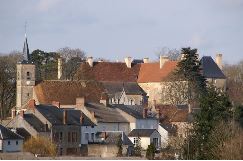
[{"xmin": 23, "ymin": 34, "xmax": 30, "ymax": 61}]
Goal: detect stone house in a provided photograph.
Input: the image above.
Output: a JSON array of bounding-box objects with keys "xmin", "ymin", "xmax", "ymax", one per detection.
[
  {"xmin": 128, "ymin": 129, "xmax": 161, "ymax": 150},
  {"xmin": 0, "ymin": 124, "xmax": 24, "ymax": 153},
  {"xmin": 200, "ymin": 54, "xmax": 226, "ymax": 91},
  {"xmin": 9, "ymin": 100, "xmax": 96, "ymax": 156},
  {"xmin": 102, "ymin": 82, "xmax": 147, "ymax": 105}
]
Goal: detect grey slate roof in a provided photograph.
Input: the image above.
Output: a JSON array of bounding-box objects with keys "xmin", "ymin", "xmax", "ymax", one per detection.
[
  {"xmin": 24, "ymin": 113, "xmax": 47, "ymax": 132},
  {"xmin": 0, "ymin": 124, "xmax": 23, "ymax": 140},
  {"xmin": 85, "ymin": 102, "xmax": 129, "ymax": 123},
  {"xmin": 16, "ymin": 128, "xmax": 31, "ymax": 140},
  {"xmin": 128, "ymin": 129, "xmax": 158, "ymax": 137},
  {"xmin": 102, "ymin": 82, "xmax": 146, "ymax": 96},
  {"xmin": 200, "ymin": 56, "xmax": 226, "ymax": 79},
  {"xmin": 160, "ymin": 124, "xmax": 177, "ymax": 134},
  {"xmin": 114, "ymin": 105, "xmax": 157, "ymax": 119},
  {"xmin": 36, "ymin": 104, "xmax": 95, "ymax": 126},
  {"xmin": 104, "ymin": 132, "xmax": 133, "ymax": 145}
]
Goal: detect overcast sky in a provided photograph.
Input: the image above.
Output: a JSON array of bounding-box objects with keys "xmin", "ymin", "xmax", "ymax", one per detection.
[{"xmin": 0, "ymin": 0, "xmax": 243, "ymax": 64}]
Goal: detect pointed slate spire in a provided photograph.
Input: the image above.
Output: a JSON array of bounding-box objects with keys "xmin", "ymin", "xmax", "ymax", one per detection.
[{"xmin": 23, "ymin": 34, "xmax": 30, "ymax": 62}]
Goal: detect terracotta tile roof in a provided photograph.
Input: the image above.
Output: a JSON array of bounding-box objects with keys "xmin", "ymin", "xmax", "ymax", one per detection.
[
  {"xmin": 155, "ymin": 105, "xmax": 189, "ymax": 123},
  {"xmin": 34, "ymin": 80, "xmax": 105, "ymax": 105},
  {"xmin": 137, "ymin": 61, "xmax": 178, "ymax": 83},
  {"xmin": 75, "ymin": 62, "xmax": 140, "ymax": 82}
]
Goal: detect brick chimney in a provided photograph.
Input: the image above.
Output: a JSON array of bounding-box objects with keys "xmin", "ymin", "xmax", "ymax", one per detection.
[
  {"xmin": 160, "ymin": 56, "xmax": 169, "ymax": 69},
  {"xmin": 57, "ymin": 58, "xmax": 63, "ymax": 80},
  {"xmin": 143, "ymin": 58, "xmax": 149, "ymax": 63},
  {"xmin": 80, "ymin": 112, "xmax": 84, "ymax": 124},
  {"xmin": 87, "ymin": 57, "xmax": 93, "ymax": 67},
  {"xmin": 11, "ymin": 109, "xmax": 16, "ymax": 119},
  {"xmin": 91, "ymin": 111, "xmax": 95, "ymax": 119},
  {"xmin": 143, "ymin": 108, "xmax": 148, "ymax": 118},
  {"xmin": 28, "ymin": 99, "xmax": 36, "ymax": 109},
  {"xmin": 215, "ymin": 54, "xmax": 223, "ymax": 70},
  {"xmin": 63, "ymin": 110, "xmax": 67, "ymax": 125},
  {"xmin": 124, "ymin": 57, "xmax": 132, "ymax": 68},
  {"xmin": 52, "ymin": 101, "xmax": 60, "ymax": 108},
  {"xmin": 19, "ymin": 110, "xmax": 25, "ymax": 118},
  {"xmin": 100, "ymin": 93, "xmax": 108, "ymax": 106},
  {"xmin": 76, "ymin": 97, "xmax": 85, "ymax": 110}
]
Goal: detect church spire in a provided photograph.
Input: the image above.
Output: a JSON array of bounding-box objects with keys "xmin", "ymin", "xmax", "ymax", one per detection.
[{"xmin": 23, "ymin": 22, "xmax": 30, "ymax": 62}]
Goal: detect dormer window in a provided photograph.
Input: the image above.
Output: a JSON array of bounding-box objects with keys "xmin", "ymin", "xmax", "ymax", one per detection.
[{"xmin": 26, "ymin": 72, "xmax": 31, "ymax": 80}]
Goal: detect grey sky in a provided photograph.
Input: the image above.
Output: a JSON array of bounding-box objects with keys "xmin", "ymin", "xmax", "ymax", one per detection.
[{"xmin": 0, "ymin": 0, "xmax": 243, "ymax": 64}]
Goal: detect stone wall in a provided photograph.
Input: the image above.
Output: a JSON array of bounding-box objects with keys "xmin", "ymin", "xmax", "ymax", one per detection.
[{"xmin": 87, "ymin": 144, "xmax": 118, "ymax": 157}]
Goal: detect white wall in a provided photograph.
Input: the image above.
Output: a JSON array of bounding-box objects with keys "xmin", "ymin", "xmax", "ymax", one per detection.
[
  {"xmin": 158, "ymin": 125, "xmax": 169, "ymax": 148},
  {"xmin": 81, "ymin": 126, "xmax": 97, "ymax": 145},
  {"xmin": 1, "ymin": 139, "xmax": 23, "ymax": 152},
  {"xmin": 135, "ymin": 119, "xmax": 158, "ymax": 130},
  {"xmin": 96, "ymin": 122, "xmax": 130, "ymax": 135},
  {"xmin": 128, "ymin": 130, "xmax": 161, "ymax": 150}
]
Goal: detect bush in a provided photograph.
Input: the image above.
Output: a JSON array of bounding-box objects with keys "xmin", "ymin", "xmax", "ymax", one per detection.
[
  {"xmin": 23, "ymin": 136, "xmax": 57, "ymax": 157},
  {"xmin": 146, "ymin": 144, "xmax": 156, "ymax": 160}
]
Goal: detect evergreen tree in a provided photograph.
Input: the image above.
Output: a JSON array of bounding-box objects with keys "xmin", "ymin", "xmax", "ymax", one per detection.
[
  {"xmin": 146, "ymin": 144, "xmax": 156, "ymax": 160},
  {"xmin": 183, "ymin": 85, "xmax": 231, "ymax": 159},
  {"xmin": 116, "ymin": 134, "xmax": 123, "ymax": 157},
  {"xmin": 174, "ymin": 47, "xmax": 207, "ymax": 106}
]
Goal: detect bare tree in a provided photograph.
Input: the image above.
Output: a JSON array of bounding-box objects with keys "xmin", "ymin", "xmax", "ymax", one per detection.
[
  {"xmin": 0, "ymin": 51, "xmax": 23, "ymax": 120},
  {"xmin": 155, "ymin": 47, "xmax": 180, "ymax": 61},
  {"xmin": 57, "ymin": 47, "xmax": 86, "ymax": 80}
]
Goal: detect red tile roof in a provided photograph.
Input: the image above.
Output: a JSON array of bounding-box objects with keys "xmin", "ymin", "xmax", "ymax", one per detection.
[
  {"xmin": 156, "ymin": 105, "xmax": 189, "ymax": 123},
  {"xmin": 34, "ymin": 80, "xmax": 105, "ymax": 105},
  {"xmin": 137, "ymin": 61, "xmax": 178, "ymax": 83},
  {"xmin": 75, "ymin": 62, "xmax": 140, "ymax": 82},
  {"xmin": 75, "ymin": 61, "xmax": 178, "ymax": 83}
]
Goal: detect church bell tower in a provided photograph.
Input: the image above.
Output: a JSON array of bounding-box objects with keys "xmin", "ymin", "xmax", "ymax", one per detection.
[{"xmin": 16, "ymin": 33, "xmax": 35, "ymax": 110}]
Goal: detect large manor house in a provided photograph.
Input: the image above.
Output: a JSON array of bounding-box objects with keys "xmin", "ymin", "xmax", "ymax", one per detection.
[{"xmin": 1, "ymin": 35, "xmax": 226, "ymax": 156}]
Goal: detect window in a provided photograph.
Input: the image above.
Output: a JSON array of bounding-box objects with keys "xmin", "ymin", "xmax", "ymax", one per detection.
[
  {"xmin": 59, "ymin": 132, "xmax": 63, "ymax": 141},
  {"xmin": 72, "ymin": 132, "xmax": 77, "ymax": 143},
  {"xmin": 8, "ymin": 141, "xmax": 11, "ymax": 145},
  {"xmin": 91, "ymin": 133, "xmax": 95, "ymax": 142},
  {"xmin": 133, "ymin": 138, "xmax": 138, "ymax": 147},
  {"xmin": 27, "ymin": 93, "xmax": 30, "ymax": 97},
  {"xmin": 85, "ymin": 133, "xmax": 89, "ymax": 141},
  {"xmin": 68, "ymin": 132, "xmax": 71, "ymax": 142},
  {"xmin": 16, "ymin": 141, "xmax": 18, "ymax": 145},
  {"xmin": 26, "ymin": 72, "xmax": 31, "ymax": 80},
  {"xmin": 91, "ymin": 126, "xmax": 94, "ymax": 128},
  {"xmin": 153, "ymin": 138, "xmax": 158, "ymax": 148}
]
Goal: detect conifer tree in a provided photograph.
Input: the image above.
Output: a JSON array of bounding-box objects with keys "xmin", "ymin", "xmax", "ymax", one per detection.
[{"xmin": 116, "ymin": 134, "xmax": 123, "ymax": 157}]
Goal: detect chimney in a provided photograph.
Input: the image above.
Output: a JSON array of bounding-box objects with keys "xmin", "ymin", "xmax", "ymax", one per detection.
[
  {"xmin": 57, "ymin": 58, "xmax": 63, "ymax": 80},
  {"xmin": 76, "ymin": 97, "xmax": 85, "ymax": 110},
  {"xmin": 91, "ymin": 111, "xmax": 95, "ymax": 119},
  {"xmin": 215, "ymin": 54, "xmax": 223, "ymax": 70},
  {"xmin": 160, "ymin": 56, "xmax": 169, "ymax": 69},
  {"xmin": 80, "ymin": 112, "xmax": 84, "ymax": 124},
  {"xmin": 11, "ymin": 109, "xmax": 16, "ymax": 119},
  {"xmin": 19, "ymin": 110, "xmax": 25, "ymax": 118},
  {"xmin": 188, "ymin": 104, "xmax": 192, "ymax": 114},
  {"xmin": 87, "ymin": 57, "xmax": 93, "ymax": 67},
  {"xmin": 124, "ymin": 57, "xmax": 132, "ymax": 68},
  {"xmin": 63, "ymin": 110, "xmax": 67, "ymax": 125},
  {"xmin": 52, "ymin": 101, "xmax": 60, "ymax": 108},
  {"xmin": 143, "ymin": 108, "xmax": 148, "ymax": 118},
  {"xmin": 28, "ymin": 99, "xmax": 36, "ymax": 109},
  {"xmin": 100, "ymin": 93, "xmax": 108, "ymax": 106},
  {"xmin": 44, "ymin": 123, "xmax": 48, "ymax": 132},
  {"xmin": 143, "ymin": 58, "xmax": 149, "ymax": 63}
]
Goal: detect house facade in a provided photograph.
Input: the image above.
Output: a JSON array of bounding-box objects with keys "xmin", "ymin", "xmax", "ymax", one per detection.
[
  {"xmin": 0, "ymin": 125, "xmax": 24, "ymax": 153},
  {"xmin": 128, "ymin": 129, "xmax": 161, "ymax": 150}
]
